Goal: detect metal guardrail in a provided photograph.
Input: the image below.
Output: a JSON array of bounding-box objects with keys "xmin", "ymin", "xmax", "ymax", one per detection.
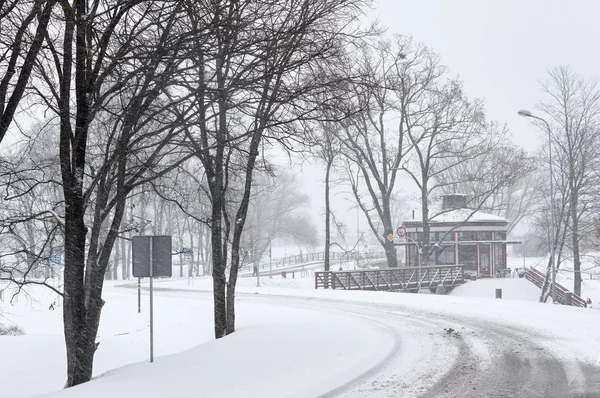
[
  {"xmin": 277, "ymin": 251, "xmax": 386, "ymax": 267},
  {"xmin": 525, "ymin": 267, "xmax": 587, "ymax": 307},
  {"xmin": 315, "ymin": 264, "xmax": 465, "ymax": 292}
]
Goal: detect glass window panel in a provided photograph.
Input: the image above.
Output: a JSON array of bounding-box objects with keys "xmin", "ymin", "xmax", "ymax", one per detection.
[
  {"xmin": 459, "ymin": 232, "xmax": 476, "ymax": 241},
  {"xmin": 459, "ymin": 245, "xmax": 477, "ymax": 273},
  {"xmin": 436, "ymin": 246, "xmax": 455, "ymax": 265},
  {"xmin": 494, "ymin": 244, "xmax": 505, "ymax": 270},
  {"xmin": 478, "ymin": 232, "xmax": 492, "ymax": 241},
  {"xmin": 439, "ymin": 232, "xmax": 454, "ymax": 241},
  {"xmin": 494, "ymin": 232, "xmax": 506, "ymax": 240}
]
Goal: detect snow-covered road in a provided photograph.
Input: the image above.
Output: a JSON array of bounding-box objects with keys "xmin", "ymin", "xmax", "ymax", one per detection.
[
  {"xmin": 4, "ymin": 277, "xmax": 600, "ymax": 397},
  {"xmin": 123, "ymin": 284, "xmax": 600, "ymax": 397}
]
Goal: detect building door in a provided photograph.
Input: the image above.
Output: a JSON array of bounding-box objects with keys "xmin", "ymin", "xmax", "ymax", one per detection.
[{"xmin": 479, "ymin": 244, "xmax": 491, "ymax": 277}]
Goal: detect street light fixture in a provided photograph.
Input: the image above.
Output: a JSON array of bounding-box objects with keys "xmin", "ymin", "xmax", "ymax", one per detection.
[{"xmin": 517, "ymin": 109, "xmax": 556, "ymax": 303}]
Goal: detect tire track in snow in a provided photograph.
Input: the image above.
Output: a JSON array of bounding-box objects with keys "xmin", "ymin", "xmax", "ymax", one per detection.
[{"xmin": 117, "ymin": 285, "xmax": 600, "ymax": 397}]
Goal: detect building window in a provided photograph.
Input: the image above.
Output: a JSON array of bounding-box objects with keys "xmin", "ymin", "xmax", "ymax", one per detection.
[
  {"xmin": 439, "ymin": 231, "xmax": 454, "ymax": 241},
  {"xmin": 494, "ymin": 244, "xmax": 505, "ymax": 270},
  {"xmin": 494, "ymin": 232, "xmax": 506, "ymax": 241},
  {"xmin": 459, "ymin": 245, "xmax": 477, "ymax": 273},
  {"xmin": 436, "ymin": 246, "xmax": 455, "ymax": 265},
  {"xmin": 478, "ymin": 232, "xmax": 492, "ymax": 241},
  {"xmin": 459, "ymin": 232, "xmax": 476, "ymax": 241}
]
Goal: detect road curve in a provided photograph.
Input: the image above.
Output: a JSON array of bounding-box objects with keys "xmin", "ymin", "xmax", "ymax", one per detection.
[
  {"xmin": 239, "ymin": 294, "xmax": 600, "ymax": 398},
  {"xmin": 128, "ymin": 285, "xmax": 600, "ymax": 397}
]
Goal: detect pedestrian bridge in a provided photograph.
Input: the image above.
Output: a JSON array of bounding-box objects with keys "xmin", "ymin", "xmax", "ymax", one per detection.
[{"xmin": 315, "ymin": 264, "xmax": 465, "ymax": 292}]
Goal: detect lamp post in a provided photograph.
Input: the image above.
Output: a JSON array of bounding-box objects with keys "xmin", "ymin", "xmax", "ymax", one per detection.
[{"xmin": 518, "ymin": 109, "xmax": 556, "ymax": 302}]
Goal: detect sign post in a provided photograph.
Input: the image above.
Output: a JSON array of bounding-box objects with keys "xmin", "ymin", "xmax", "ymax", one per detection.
[{"xmin": 132, "ymin": 235, "xmax": 172, "ymax": 364}]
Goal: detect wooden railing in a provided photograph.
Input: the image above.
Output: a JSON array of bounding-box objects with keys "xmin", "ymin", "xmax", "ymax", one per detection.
[
  {"xmin": 525, "ymin": 267, "xmax": 587, "ymax": 307},
  {"xmin": 315, "ymin": 265, "xmax": 465, "ymax": 292}
]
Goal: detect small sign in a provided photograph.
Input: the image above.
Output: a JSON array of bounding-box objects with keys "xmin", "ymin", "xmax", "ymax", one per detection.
[
  {"xmin": 396, "ymin": 226, "xmax": 407, "ymax": 238},
  {"xmin": 183, "ymin": 247, "xmax": 193, "ymax": 259},
  {"xmin": 387, "ymin": 233, "xmax": 395, "ymax": 242},
  {"xmin": 50, "ymin": 254, "xmax": 62, "ymax": 265}
]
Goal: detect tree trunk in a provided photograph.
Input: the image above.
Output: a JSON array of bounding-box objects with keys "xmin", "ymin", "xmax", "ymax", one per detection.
[
  {"xmin": 381, "ymin": 195, "xmax": 397, "ymax": 268},
  {"xmin": 226, "ymin": 245, "xmax": 239, "ymax": 335},
  {"xmin": 570, "ymin": 189, "xmax": 582, "ymax": 296},
  {"xmin": 383, "ymin": 239, "xmax": 398, "ymax": 268},
  {"xmin": 121, "ymin": 233, "xmax": 128, "ymax": 280},
  {"xmin": 125, "ymin": 231, "xmax": 131, "ymax": 280},
  {"xmin": 121, "ymin": 207, "xmax": 128, "ymax": 280},
  {"xmin": 420, "ymin": 177, "xmax": 431, "ymax": 266},
  {"xmin": 113, "ymin": 238, "xmax": 119, "ymax": 280},
  {"xmin": 62, "ymin": 210, "xmax": 95, "ymax": 386},
  {"xmin": 324, "ymin": 158, "xmax": 332, "ymax": 271},
  {"xmin": 210, "ymin": 194, "xmax": 227, "ymax": 338},
  {"xmin": 198, "ymin": 224, "xmax": 205, "ymax": 275}
]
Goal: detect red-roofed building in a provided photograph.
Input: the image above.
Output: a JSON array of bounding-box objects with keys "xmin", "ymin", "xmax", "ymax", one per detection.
[{"xmin": 401, "ymin": 194, "xmax": 519, "ymax": 278}]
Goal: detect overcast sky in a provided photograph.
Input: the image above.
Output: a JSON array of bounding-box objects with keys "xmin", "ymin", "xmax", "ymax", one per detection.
[
  {"xmin": 377, "ymin": 0, "xmax": 600, "ymax": 151},
  {"xmin": 291, "ymin": 0, "xmax": 600, "ymax": 248}
]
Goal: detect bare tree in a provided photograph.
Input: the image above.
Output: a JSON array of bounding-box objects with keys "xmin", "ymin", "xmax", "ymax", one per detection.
[
  {"xmin": 436, "ymin": 140, "xmax": 540, "ymax": 235},
  {"xmin": 537, "ymin": 66, "xmax": 600, "ymax": 296},
  {"xmin": 14, "ymin": 0, "xmax": 191, "ymax": 387},
  {"xmin": 334, "ymin": 38, "xmax": 418, "ymax": 268},
  {"xmin": 305, "ymin": 118, "xmax": 346, "ymax": 271},
  {"xmin": 179, "ymin": 0, "xmax": 369, "ymax": 338},
  {"xmin": 0, "ymin": 0, "xmax": 57, "ymax": 142}
]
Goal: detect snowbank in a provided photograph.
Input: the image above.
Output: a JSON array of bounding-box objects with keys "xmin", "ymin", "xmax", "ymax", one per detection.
[
  {"xmin": 450, "ymin": 278, "xmax": 541, "ymax": 301},
  {"xmin": 38, "ymin": 301, "xmax": 393, "ymax": 398}
]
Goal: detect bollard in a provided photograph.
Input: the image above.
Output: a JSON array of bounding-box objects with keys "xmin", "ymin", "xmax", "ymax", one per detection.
[
  {"xmin": 496, "ymin": 288, "xmax": 502, "ymax": 299},
  {"xmin": 292, "ymin": 271, "xmax": 295, "ymax": 279},
  {"xmin": 564, "ymin": 292, "xmax": 572, "ymax": 306},
  {"xmin": 282, "ymin": 271, "xmax": 286, "ymax": 279}
]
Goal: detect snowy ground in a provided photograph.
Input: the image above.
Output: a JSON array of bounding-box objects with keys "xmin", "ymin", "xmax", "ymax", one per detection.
[
  {"xmin": 450, "ymin": 277, "xmax": 542, "ymax": 301},
  {"xmin": 1, "ymin": 256, "xmax": 600, "ymax": 397}
]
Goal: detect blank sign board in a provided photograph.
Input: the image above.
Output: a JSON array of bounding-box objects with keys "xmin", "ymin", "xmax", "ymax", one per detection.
[{"xmin": 132, "ymin": 236, "xmax": 172, "ymax": 278}]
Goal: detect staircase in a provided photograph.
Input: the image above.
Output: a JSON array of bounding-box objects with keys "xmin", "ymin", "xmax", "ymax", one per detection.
[{"xmin": 524, "ymin": 267, "xmax": 587, "ymax": 307}]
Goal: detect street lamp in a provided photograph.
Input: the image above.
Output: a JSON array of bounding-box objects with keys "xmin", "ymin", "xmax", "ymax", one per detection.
[{"xmin": 518, "ymin": 109, "xmax": 556, "ymax": 302}]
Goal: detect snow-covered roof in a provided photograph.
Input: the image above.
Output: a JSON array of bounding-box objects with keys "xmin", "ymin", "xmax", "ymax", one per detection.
[{"xmin": 405, "ymin": 208, "xmax": 508, "ymax": 225}]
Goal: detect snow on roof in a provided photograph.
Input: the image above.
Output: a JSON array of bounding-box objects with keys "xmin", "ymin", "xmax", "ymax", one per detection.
[{"xmin": 406, "ymin": 208, "xmax": 508, "ymax": 224}]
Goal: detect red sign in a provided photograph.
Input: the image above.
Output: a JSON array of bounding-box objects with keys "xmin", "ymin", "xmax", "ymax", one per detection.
[{"xmin": 396, "ymin": 226, "xmax": 407, "ymax": 237}]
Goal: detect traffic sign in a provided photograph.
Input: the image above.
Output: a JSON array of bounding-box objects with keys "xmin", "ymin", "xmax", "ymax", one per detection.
[
  {"xmin": 132, "ymin": 236, "xmax": 172, "ymax": 278},
  {"xmin": 387, "ymin": 233, "xmax": 394, "ymax": 242},
  {"xmin": 183, "ymin": 247, "xmax": 193, "ymax": 260},
  {"xmin": 396, "ymin": 226, "xmax": 407, "ymax": 237}
]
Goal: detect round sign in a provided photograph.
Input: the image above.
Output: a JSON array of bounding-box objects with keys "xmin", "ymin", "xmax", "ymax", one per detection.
[{"xmin": 396, "ymin": 226, "xmax": 407, "ymax": 237}]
